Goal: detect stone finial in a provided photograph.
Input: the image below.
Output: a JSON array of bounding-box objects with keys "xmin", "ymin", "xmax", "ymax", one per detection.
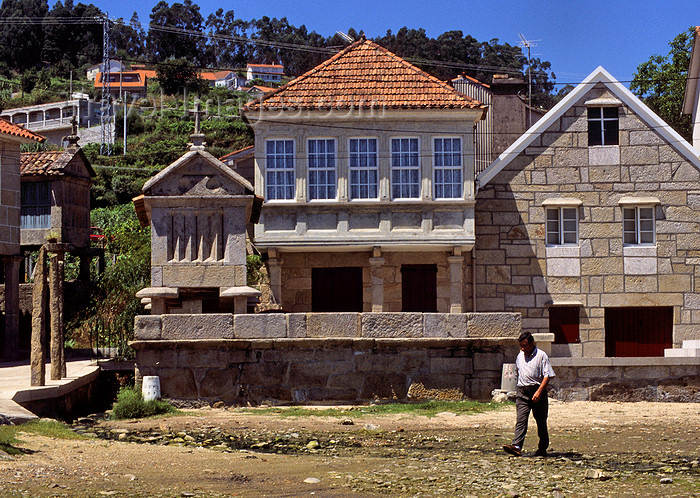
[
  {"xmin": 188, "ymin": 100, "xmax": 206, "ymax": 150},
  {"xmin": 62, "ymin": 116, "xmax": 80, "ymax": 148}
]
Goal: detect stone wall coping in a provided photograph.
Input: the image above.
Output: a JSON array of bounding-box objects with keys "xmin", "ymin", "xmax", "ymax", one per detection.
[
  {"xmin": 11, "ymin": 365, "xmax": 100, "ymax": 404},
  {"xmin": 220, "ymin": 286, "xmax": 262, "ymax": 297},
  {"xmin": 551, "ymin": 357, "xmax": 700, "ymax": 367},
  {"xmin": 136, "ymin": 287, "xmax": 179, "ymax": 298},
  {"xmin": 130, "ymin": 337, "xmax": 519, "ymax": 350}
]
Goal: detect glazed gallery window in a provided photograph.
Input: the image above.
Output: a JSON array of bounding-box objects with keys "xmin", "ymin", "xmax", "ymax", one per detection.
[
  {"xmin": 433, "ymin": 137, "xmax": 462, "ymax": 199},
  {"xmin": 391, "ymin": 138, "xmax": 420, "ymax": 199},
  {"xmin": 546, "ymin": 207, "xmax": 578, "ymax": 245},
  {"xmin": 587, "ymin": 107, "xmax": 619, "ymax": 146},
  {"xmin": 349, "ymin": 138, "xmax": 378, "ymax": 199},
  {"xmin": 307, "ymin": 139, "xmax": 336, "ymax": 200},
  {"xmin": 265, "ymin": 140, "xmax": 295, "ymax": 200},
  {"xmin": 623, "ymin": 206, "xmax": 655, "ymax": 244},
  {"xmin": 21, "ymin": 181, "xmax": 51, "ymax": 229}
]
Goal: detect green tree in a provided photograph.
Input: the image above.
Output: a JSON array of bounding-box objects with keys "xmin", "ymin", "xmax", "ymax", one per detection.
[
  {"xmin": 631, "ymin": 27, "xmax": 694, "ymax": 142},
  {"xmin": 156, "ymin": 57, "xmax": 207, "ymax": 95},
  {"xmin": 146, "ymin": 0, "xmax": 209, "ymax": 65},
  {"xmin": 112, "ymin": 12, "xmax": 146, "ymax": 60},
  {"xmin": 0, "ymin": 0, "xmax": 48, "ymax": 70}
]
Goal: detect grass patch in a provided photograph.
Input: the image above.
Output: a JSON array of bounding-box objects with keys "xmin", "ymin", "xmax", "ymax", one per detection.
[
  {"xmin": 0, "ymin": 419, "xmax": 85, "ymax": 455},
  {"xmin": 239, "ymin": 400, "xmax": 511, "ymax": 418},
  {"xmin": 110, "ymin": 387, "xmax": 178, "ymax": 420}
]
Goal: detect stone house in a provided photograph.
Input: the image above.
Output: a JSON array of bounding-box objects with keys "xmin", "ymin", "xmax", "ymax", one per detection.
[
  {"xmin": 0, "ymin": 120, "xmax": 44, "ymax": 360},
  {"xmin": 474, "ymin": 66, "xmax": 700, "ymax": 358},
  {"xmin": 241, "ymin": 38, "xmax": 486, "ymax": 313}
]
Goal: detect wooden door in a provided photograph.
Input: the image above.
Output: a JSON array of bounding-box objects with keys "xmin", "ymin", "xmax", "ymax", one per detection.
[
  {"xmin": 401, "ymin": 264, "xmax": 437, "ymax": 312},
  {"xmin": 311, "ymin": 267, "xmax": 363, "ymax": 312},
  {"xmin": 604, "ymin": 307, "xmax": 673, "ymax": 357},
  {"xmin": 549, "ymin": 306, "xmax": 580, "ymax": 344}
]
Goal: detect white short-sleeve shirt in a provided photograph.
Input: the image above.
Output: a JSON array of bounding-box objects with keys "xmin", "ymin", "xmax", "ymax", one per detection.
[{"xmin": 515, "ymin": 346, "xmax": 556, "ymax": 387}]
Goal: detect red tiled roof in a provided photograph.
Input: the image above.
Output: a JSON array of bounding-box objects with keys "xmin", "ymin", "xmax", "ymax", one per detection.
[
  {"xmin": 0, "ymin": 119, "xmax": 44, "ymax": 142},
  {"xmin": 245, "ymin": 39, "xmax": 484, "ymax": 112},
  {"xmin": 20, "ymin": 147, "xmax": 95, "ymax": 177}
]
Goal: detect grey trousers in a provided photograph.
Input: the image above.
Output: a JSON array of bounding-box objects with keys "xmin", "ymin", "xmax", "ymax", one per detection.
[{"xmin": 512, "ymin": 384, "xmax": 549, "ymax": 451}]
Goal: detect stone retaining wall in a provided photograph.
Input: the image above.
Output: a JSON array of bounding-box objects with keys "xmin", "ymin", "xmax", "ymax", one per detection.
[
  {"xmin": 134, "ymin": 312, "xmax": 522, "ymax": 341},
  {"xmin": 549, "ymin": 357, "xmax": 700, "ymax": 402},
  {"xmin": 132, "ymin": 338, "xmax": 520, "ymax": 403}
]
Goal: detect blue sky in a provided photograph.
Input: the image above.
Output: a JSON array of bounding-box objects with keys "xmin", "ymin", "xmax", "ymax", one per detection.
[{"xmin": 91, "ymin": 0, "xmax": 699, "ymax": 87}]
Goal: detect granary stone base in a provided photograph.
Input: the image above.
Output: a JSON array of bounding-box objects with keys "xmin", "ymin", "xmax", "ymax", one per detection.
[{"xmin": 131, "ymin": 338, "xmax": 521, "ymax": 404}]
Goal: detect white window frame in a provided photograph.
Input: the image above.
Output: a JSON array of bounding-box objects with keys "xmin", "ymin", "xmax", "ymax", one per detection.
[
  {"xmin": 433, "ymin": 137, "xmax": 463, "ymax": 199},
  {"xmin": 623, "ymin": 206, "xmax": 655, "ymax": 245},
  {"xmin": 348, "ymin": 137, "xmax": 379, "ymax": 200},
  {"xmin": 391, "ymin": 137, "xmax": 420, "ymax": 199},
  {"xmin": 307, "ymin": 138, "xmax": 337, "ymax": 201},
  {"xmin": 545, "ymin": 207, "xmax": 578, "ymax": 246},
  {"xmin": 265, "ymin": 139, "xmax": 295, "ymax": 200}
]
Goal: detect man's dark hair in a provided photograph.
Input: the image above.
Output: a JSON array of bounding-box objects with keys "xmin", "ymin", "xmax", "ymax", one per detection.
[{"xmin": 518, "ymin": 331, "xmax": 534, "ymax": 343}]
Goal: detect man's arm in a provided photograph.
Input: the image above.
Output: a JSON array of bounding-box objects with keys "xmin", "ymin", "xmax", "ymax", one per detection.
[{"xmin": 532, "ymin": 376, "xmax": 550, "ymax": 402}]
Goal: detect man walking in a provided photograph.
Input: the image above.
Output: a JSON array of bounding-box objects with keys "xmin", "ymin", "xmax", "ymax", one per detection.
[{"xmin": 503, "ymin": 331, "xmax": 555, "ymax": 457}]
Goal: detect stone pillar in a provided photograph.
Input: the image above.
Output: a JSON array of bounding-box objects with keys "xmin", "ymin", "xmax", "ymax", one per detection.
[
  {"xmin": 30, "ymin": 246, "xmax": 48, "ymax": 386},
  {"xmin": 50, "ymin": 251, "xmax": 65, "ymax": 380},
  {"xmin": 267, "ymin": 252, "xmax": 283, "ymax": 308},
  {"xmin": 2, "ymin": 256, "xmax": 21, "ymax": 360},
  {"xmin": 447, "ymin": 254, "xmax": 465, "ymax": 314},
  {"xmin": 369, "ymin": 257, "xmax": 385, "ymax": 312},
  {"xmin": 79, "ymin": 253, "xmax": 91, "ymax": 282}
]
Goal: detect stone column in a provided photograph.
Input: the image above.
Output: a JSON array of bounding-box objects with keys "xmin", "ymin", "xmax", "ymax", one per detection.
[
  {"xmin": 50, "ymin": 251, "xmax": 65, "ymax": 380},
  {"xmin": 30, "ymin": 246, "xmax": 48, "ymax": 386},
  {"xmin": 369, "ymin": 257, "xmax": 385, "ymax": 312},
  {"xmin": 267, "ymin": 252, "xmax": 283, "ymax": 307},
  {"xmin": 79, "ymin": 253, "xmax": 91, "ymax": 282},
  {"xmin": 447, "ymin": 254, "xmax": 465, "ymax": 314},
  {"xmin": 3, "ymin": 256, "xmax": 21, "ymax": 360}
]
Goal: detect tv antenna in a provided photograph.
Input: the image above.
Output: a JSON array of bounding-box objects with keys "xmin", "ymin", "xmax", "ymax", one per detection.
[
  {"xmin": 518, "ymin": 33, "xmax": 540, "ymax": 125},
  {"xmin": 335, "ymin": 31, "xmax": 354, "ymax": 43}
]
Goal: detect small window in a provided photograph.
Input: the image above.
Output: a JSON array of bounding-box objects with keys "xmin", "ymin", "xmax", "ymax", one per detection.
[
  {"xmin": 549, "ymin": 306, "xmax": 580, "ymax": 344},
  {"xmin": 265, "ymin": 139, "xmax": 295, "ymax": 200},
  {"xmin": 349, "ymin": 138, "xmax": 378, "ymax": 199},
  {"xmin": 623, "ymin": 206, "xmax": 655, "ymax": 245},
  {"xmin": 21, "ymin": 182, "xmax": 51, "ymax": 229},
  {"xmin": 546, "ymin": 207, "xmax": 578, "ymax": 245},
  {"xmin": 307, "ymin": 139, "xmax": 336, "ymax": 200},
  {"xmin": 588, "ymin": 107, "xmax": 619, "ymax": 146},
  {"xmin": 391, "ymin": 138, "xmax": 420, "ymax": 199},
  {"xmin": 434, "ymin": 137, "xmax": 462, "ymax": 199}
]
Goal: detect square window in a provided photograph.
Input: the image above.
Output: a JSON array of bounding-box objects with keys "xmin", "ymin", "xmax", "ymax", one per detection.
[
  {"xmin": 549, "ymin": 306, "xmax": 580, "ymax": 344},
  {"xmin": 623, "ymin": 206, "xmax": 655, "ymax": 245},
  {"xmin": 545, "ymin": 207, "xmax": 578, "ymax": 245},
  {"xmin": 588, "ymin": 106, "xmax": 619, "ymax": 146}
]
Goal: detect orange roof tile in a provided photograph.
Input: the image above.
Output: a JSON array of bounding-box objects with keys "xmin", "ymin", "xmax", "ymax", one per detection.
[
  {"xmin": 452, "ymin": 73, "xmax": 490, "ymax": 89},
  {"xmin": 0, "ymin": 119, "xmax": 44, "ymax": 142},
  {"xmin": 219, "ymin": 145, "xmax": 254, "ymax": 162},
  {"xmin": 245, "ymin": 39, "xmax": 484, "ymax": 112},
  {"xmin": 247, "ymin": 63, "xmax": 284, "ymax": 69},
  {"xmin": 20, "ymin": 147, "xmax": 94, "ymax": 177}
]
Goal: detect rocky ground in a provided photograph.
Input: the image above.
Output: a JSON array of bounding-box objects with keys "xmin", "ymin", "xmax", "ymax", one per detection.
[{"xmin": 0, "ymin": 400, "xmax": 698, "ymax": 497}]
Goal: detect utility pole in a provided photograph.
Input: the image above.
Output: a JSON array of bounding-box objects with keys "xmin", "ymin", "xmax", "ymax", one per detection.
[
  {"xmin": 100, "ymin": 15, "xmax": 113, "ymax": 156},
  {"xmin": 123, "ymin": 92, "xmax": 127, "ymax": 155}
]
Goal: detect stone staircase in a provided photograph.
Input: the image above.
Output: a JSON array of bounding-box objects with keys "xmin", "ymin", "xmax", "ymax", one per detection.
[{"xmin": 664, "ymin": 340, "xmax": 700, "ymax": 357}]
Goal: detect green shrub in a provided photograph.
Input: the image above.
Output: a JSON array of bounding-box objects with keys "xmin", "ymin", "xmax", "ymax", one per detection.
[{"xmin": 110, "ymin": 387, "xmax": 176, "ymax": 420}]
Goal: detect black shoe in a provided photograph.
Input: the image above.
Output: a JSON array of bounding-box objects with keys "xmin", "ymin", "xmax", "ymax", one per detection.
[
  {"xmin": 503, "ymin": 444, "xmax": 522, "ymax": 457},
  {"xmin": 534, "ymin": 449, "xmax": 547, "ymax": 457}
]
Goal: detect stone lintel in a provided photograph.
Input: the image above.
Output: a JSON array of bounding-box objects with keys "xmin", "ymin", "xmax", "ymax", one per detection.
[{"xmin": 135, "ymin": 287, "xmax": 179, "ymax": 299}]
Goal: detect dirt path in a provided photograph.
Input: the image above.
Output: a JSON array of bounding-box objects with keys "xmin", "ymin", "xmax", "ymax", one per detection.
[{"xmin": 0, "ymin": 401, "xmax": 698, "ymax": 497}]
